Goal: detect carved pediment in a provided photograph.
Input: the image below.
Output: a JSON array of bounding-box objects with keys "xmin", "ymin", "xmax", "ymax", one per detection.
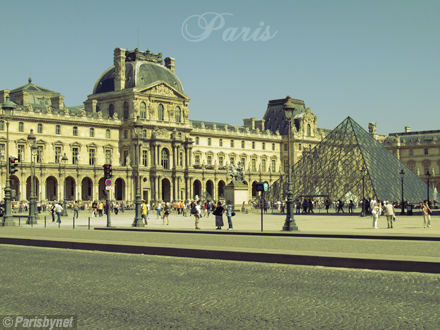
[
  {"xmin": 138, "ymin": 82, "xmax": 188, "ymax": 99},
  {"xmin": 152, "ymin": 127, "xmax": 170, "ymax": 138}
]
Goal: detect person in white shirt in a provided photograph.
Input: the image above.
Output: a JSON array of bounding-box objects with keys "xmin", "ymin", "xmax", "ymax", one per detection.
[
  {"xmin": 195, "ymin": 200, "xmax": 201, "ymax": 229},
  {"xmin": 54, "ymin": 202, "xmax": 63, "ymax": 224}
]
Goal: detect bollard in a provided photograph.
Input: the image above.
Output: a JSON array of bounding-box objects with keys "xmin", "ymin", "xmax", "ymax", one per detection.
[
  {"xmin": 73, "ymin": 216, "xmax": 75, "ymax": 229},
  {"xmin": 45, "ymin": 216, "xmax": 46, "ymax": 228},
  {"xmin": 58, "ymin": 222, "xmax": 60, "ymax": 228},
  {"xmin": 31, "ymin": 217, "xmax": 33, "ymax": 227},
  {"xmin": 18, "ymin": 217, "xmax": 20, "ymax": 226},
  {"xmin": 88, "ymin": 217, "xmax": 90, "ymax": 230}
]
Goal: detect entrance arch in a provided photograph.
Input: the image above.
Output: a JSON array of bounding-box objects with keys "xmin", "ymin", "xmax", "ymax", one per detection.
[
  {"xmin": 99, "ymin": 178, "xmax": 106, "ymax": 200},
  {"xmin": 206, "ymin": 180, "xmax": 214, "ymax": 199},
  {"xmin": 115, "ymin": 178, "xmax": 125, "ymax": 201},
  {"xmin": 46, "ymin": 176, "xmax": 58, "ymax": 201},
  {"xmin": 252, "ymin": 181, "xmax": 258, "ymax": 197},
  {"xmin": 82, "ymin": 177, "xmax": 93, "ymax": 201},
  {"xmin": 10, "ymin": 175, "xmax": 20, "ymax": 201},
  {"xmin": 193, "ymin": 180, "xmax": 201, "ymax": 200},
  {"xmin": 162, "ymin": 178, "xmax": 171, "ymax": 201},
  {"xmin": 65, "ymin": 176, "xmax": 76, "ymax": 201},
  {"xmin": 217, "ymin": 180, "xmax": 225, "ymax": 199}
]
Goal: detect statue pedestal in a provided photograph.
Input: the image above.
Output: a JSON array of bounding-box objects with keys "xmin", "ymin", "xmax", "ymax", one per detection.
[{"xmin": 224, "ymin": 183, "xmax": 249, "ymax": 211}]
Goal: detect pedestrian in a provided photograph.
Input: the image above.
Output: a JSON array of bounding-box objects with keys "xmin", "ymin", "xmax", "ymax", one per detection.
[
  {"xmin": 141, "ymin": 201, "xmax": 148, "ymax": 225},
  {"xmin": 206, "ymin": 200, "xmax": 211, "ymax": 218},
  {"xmin": 182, "ymin": 201, "xmax": 187, "ymax": 217},
  {"xmin": 371, "ymin": 201, "xmax": 381, "ymax": 229},
  {"xmin": 146, "ymin": 200, "xmax": 150, "ymax": 219},
  {"xmin": 98, "ymin": 201, "xmax": 103, "ymax": 217},
  {"xmin": 348, "ymin": 200, "xmax": 354, "ymax": 214},
  {"xmin": 421, "ymin": 201, "xmax": 431, "ymax": 228},
  {"xmin": 73, "ymin": 201, "xmax": 79, "ymax": 219},
  {"xmin": 308, "ymin": 199, "xmax": 314, "ymax": 214},
  {"xmin": 121, "ymin": 202, "xmax": 125, "ymax": 213},
  {"xmin": 383, "ymin": 201, "xmax": 395, "ymax": 229},
  {"xmin": 225, "ymin": 200, "xmax": 233, "ymax": 230},
  {"xmin": 156, "ymin": 201, "xmax": 162, "ymax": 219},
  {"xmin": 91, "ymin": 200, "xmax": 97, "ymax": 217},
  {"xmin": 54, "ymin": 202, "xmax": 63, "ymax": 224},
  {"xmin": 114, "ymin": 202, "xmax": 119, "ymax": 215},
  {"xmin": 194, "ymin": 200, "xmax": 201, "ymax": 229},
  {"xmin": 163, "ymin": 202, "xmax": 170, "ymax": 225},
  {"xmin": 50, "ymin": 203, "xmax": 55, "ymax": 222},
  {"xmin": 213, "ymin": 201, "xmax": 225, "ymax": 229}
]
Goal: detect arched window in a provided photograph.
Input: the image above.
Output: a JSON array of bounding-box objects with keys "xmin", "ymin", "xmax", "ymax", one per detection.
[
  {"xmin": 73, "ymin": 126, "xmax": 78, "ymax": 136},
  {"xmin": 109, "ymin": 104, "xmax": 114, "ymax": 118},
  {"xmin": 175, "ymin": 106, "xmax": 181, "ymax": 123},
  {"xmin": 195, "ymin": 137, "xmax": 199, "ymax": 145},
  {"xmin": 123, "ymin": 102, "xmax": 129, "ymax": 120},
  {"xmin": 208, "ymin": 138, "xmax": 211, "ymax": 146},
  {"xmin": 37, "ymin": 123, "xmax": 43, "ymax": 133},
  {"xmin": 161, "ymin": 148, "xmax": 169, "ymax": 169},
  {"xmin": 19, "ymin": 122, "xmax": 24, "ymax": 132},
  {"xmin": 307, "ymin": 124, "xmax": 311, "ymax": 136},
  {"xmin": 158, "ymin": 104, "xmax": 164, "ymax": 121},
  {"xmin": 90, "ymin": 128, "xmax": 94, "ymax": 137},
  {"xmin": 140, "ymin": 102, "xmax": 146, "ymax": 119},
  {"xmin": 55, "ymin": 125, "xmax": 60, "ymax": 135},
  {"xmin": 106, "ymin": 129, "xmax": 111, "ymax": 138}
]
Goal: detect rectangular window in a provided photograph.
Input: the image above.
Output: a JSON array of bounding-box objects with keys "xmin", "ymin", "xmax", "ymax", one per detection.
[
  {"xmin": 230, "ymin": 140, "xmax": 234, "ymax": 148},
  {"xmin": 262, "ymin": 159, "xmax": 266, "ymax": 172},
  {"xmin": 252, "ymin": 142, "xmax": 255, "ymax": 149},
  {"xmin": 272, "ymin": 143, "xmax": 275, "ymax": 151},
  {"xmin": 105, "ymin": 150, "xmax": 112, "ymax": 164},
  {"xmin": 230, "ymin": 157, "xmax": 235, "ymax": 165},
  {"xmin": 55, "ymin": 147, "xmax": 61, "ymax": 163},
  {"xmin": 219, "ymin": 156, "xmax": 224, "ymax": 167},
  {"xmin": 123, "ymin": 150, "xmax": 128, "ymax": 166},
  {"xmin": 219, "ymin": 139, "xmax": 223, "ymax": 147},
  {"xmin": 179, "ymin": 152, "xmax": 183, "ymax": 167},
  {"xmin": 73, "ymin": 148, "xmax": 79, "ymax": 164},
  {"xmin": 142, "ymin": 150, "xmax": 148, "ymax": 166},
  {"xmin": 37, "ymin": 146, "xmax": 43, "ymax": 163},
  {"xmin": 195, "ymin": 155, "xmax": 200, "ymax": 165},
  {"xmin": 241, "ymin": 141, "xmax": 245, "ymax": 148},
  {"xmin": 284, "ymin": 160, "xmax": 289, "ymax": 172},
  {"xmin": 0, "ymin": 144, "xmax": 5, "ymax": 160},
  {"xmin": 89, "ymin": 149, "xmax": 95, "ymax": 165},
  {"xmin": 262, "ymin": 142, "xmax": 265, "ymax": 150},
  {"xmin": 424, "ymin": 148, "xmax": 429, "ymax": 155},
  {"xmin": 409, "ymin": 149, "xmax": 413, "ymax": 156},
  {"xmin": 241, "ymin": 158, "xmax": 246, "ymax": 166},
  {"xmin": 18, "ymin": 145, "xmax": 25, "ymax": 162},
  {"xmin": 299, "ymin": 144, "xmax": 302, "ymax": 151},
  {"xmin": 284, "ymin": 144, "xmax": 287, "ymax": 151},
  {"xmin": 207, "ymin": 155, "xmax": 212, "ymax": 165},
  {"xmin": 271, "ymin": 160, "xmax": 276, "ymax": 172},
  {"xmin": 252, "ymin": 159, "xmax": 256, "ymax": 171}
]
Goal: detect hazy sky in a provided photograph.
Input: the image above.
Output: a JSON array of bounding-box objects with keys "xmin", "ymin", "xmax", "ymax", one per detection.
[{"xmin": 1, "ymin": 0, "xmax": 439, "ymax": 135}]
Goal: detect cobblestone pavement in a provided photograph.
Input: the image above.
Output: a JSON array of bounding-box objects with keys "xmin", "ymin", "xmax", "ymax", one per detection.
[{"xmin": 1, "ymin": 245, "xmax": 439, "ymax": 329}]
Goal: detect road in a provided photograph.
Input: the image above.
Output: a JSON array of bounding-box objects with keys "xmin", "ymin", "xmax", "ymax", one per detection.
[{"xmin": 1, "ymin": 245, "xmax": 439, "ymax": 329}]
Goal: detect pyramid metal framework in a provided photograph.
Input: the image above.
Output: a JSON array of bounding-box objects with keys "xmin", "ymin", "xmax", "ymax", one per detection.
[{"xmin": 265, "ymin": 116, "xmax": 434, "ymax": 203}]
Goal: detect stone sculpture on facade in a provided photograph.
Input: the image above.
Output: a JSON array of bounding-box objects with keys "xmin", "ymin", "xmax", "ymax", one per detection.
[{"xmin": 227, "ymin": 162, "xmax": 245, "ymax": 185}]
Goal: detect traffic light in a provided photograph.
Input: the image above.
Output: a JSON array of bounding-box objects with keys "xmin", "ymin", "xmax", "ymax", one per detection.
[
  {"xmin": 103, "ymin": 164, "xmax": 112, "ymax": 179},
  {"xmin": 9, "ymin": 157, "xmax": 18, "ymax": 175}
]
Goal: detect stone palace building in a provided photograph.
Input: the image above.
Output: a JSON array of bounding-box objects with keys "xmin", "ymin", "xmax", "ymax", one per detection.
[{"xmin": 0, "ymin": 48, "xmax": 327, "ymax": 204}]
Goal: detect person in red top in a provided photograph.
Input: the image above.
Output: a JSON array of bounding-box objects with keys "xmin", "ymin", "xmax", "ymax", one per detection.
[{"xmin": 421, "ymin": 200, "xmax": 431, "ymax": 228}]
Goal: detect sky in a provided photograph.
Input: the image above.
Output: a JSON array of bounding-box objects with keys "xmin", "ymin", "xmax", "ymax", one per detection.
[{"xmin": 1, "ymin": 0, "xmax": 439, "ymax": 135}]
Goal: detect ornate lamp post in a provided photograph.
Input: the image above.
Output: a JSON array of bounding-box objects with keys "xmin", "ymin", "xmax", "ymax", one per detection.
[
  {"xmin": 399, "ymin": 169, "xmax": 405, "ymax": 215},
  {"xmin": 27, "ymin": 129, "xmax": 38, "ymax": 224},
  {"xmin": 1, "ymin": 95, "xmax": 16, "ymax": 226},
  {"xmin": 282, "ymin": 96, "xmax": 298, "ymax": 231},
  {"xmin": 426, "ymin": 171, "xmax": 431, "ymax": 202},
  {"xmin": 132, "ymin": 116, "xmax": 144, "ymax": 227},
  {"xmin": 62, "ymin": 153, "xmax": 68, "ymax": 216}
]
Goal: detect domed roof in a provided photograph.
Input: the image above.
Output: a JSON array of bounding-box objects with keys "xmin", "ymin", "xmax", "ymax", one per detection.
[{"xmin": 93, "ymin": 61, "xmax": 184, "ymax": 95}]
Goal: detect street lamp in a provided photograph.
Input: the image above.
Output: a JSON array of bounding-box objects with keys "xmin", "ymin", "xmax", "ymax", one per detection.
[
  {"xmin": 62, "ymin": 153, "xmax": 68, "ymax": 216},
  {"xmin": 1, "ymin": 95, "xmax": 16, "ymax": 226},
  {"xmin": 399, "ymin": 169, "xmax": 405, "ymax": 215},
  {"xmin": 27, "ymin": 129, "xmax": 38, "ymax": 224},
  {"xmin": 426, "ymin": 170, "xmax": 431, "ymax": 202},
  {"xmin": 282, "ymin": 96, "xmax": 298, "ymax": 231},
  {"xmin": 132, "ymin": 116, "xmax": 144, "ymax": 227}
]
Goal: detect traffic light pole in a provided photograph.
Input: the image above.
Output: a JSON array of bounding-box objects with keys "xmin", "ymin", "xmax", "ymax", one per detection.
[{"xmin": 3, "ymin": 120, "xmax": 15, "ymax": 226}]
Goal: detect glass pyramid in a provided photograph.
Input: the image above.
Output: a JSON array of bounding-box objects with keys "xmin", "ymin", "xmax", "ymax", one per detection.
[{"xmin": 266, "ymin": 116, "xmax": 434, "ymax": 204}]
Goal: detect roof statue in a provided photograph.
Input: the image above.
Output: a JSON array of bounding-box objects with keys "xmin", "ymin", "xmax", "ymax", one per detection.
[{"xmin": 227, "ymin": 162, "xmax": 245, "ymax": 185}]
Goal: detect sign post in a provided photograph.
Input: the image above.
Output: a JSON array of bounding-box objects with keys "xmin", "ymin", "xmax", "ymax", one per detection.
[
  {"xmin": 103, "ymin": 165, "xmax": 112, "ymax": 227},
  {"xmin": 256, "ymin": 182, "xmax": 267, "ymax": 232}
]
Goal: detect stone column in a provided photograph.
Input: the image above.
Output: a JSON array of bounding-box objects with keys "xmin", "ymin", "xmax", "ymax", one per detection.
[
  {"xmin": 188, "ymin": 177, "xmax": 193, "ymax": 200},
  {"xmin": 157, "ymin": 176, "xmax": 161, "ymax": 201}
]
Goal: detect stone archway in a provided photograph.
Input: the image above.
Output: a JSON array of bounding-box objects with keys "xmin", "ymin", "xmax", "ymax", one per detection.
[
  {"xmin": 10, "ymin": 175, "xmax": 20, "ymax": 201},
  {"xmin": 81, "ymin": 177, "xmax": 93, "ymax": 201},
  {"xmin": 65, "ymin": 176, "xmax": 76, "ymax": 201},
  {"xmin": 206, "ymin": 180, "xmax": 214, "ymax": 199},
  {"xmin": 115, "ymin": 178, "xmax": 125, "ymax": 201},
  {"xmin": 193, "ymin": 180, "xmax": 202, "ymax": 200},
  {"xmin": 26, "ymin": 176, "xmax": 40, "ymax": 201},
  {"xmin": 46, "ymin": 176, "xmax": 58, "ymax": 201},
  {"xmin": 162, "ymin": 178, "xmax": 171, "ymax": 202},
  {"xmin": 217, "ymin": 180, "xmax": 225, "ymax": 199},
  {"xmin": 252, "ymin": 181, "xmax": 258, "ymax": 197}
]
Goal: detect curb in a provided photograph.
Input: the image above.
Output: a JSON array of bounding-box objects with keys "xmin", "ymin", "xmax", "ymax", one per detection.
[{"xmin": 1, "ymin": 236, "xmax": 439, "ymax": 274}]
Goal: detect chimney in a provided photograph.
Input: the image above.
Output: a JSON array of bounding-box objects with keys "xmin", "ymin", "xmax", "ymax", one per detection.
[
  {"xmin": 114, "ymin": 48, "xmax": 126, "ymax": 91},
  {"xmin": 405, "ymin": 126, "xmax": 411, "ymax": 133},
  {"xmin": 165, "ymin": 57, "xmax": 176, "ymax": 73},
  {"xmin": 0, "ymin": 90, "xmax": 10, "ymax": 103},
  {"xmin": 51, "ymin": 95, "xmax": 65, "ymax": 109},
  {"xmin": 243, "ymin": 118, "xmax": 255, "ymax": 130}
]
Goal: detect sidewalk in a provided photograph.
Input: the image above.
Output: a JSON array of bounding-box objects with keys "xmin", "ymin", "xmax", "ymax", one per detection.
[{"xmin": 1, "ymin": 210, "xmax": 440, "ymax": 273}]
